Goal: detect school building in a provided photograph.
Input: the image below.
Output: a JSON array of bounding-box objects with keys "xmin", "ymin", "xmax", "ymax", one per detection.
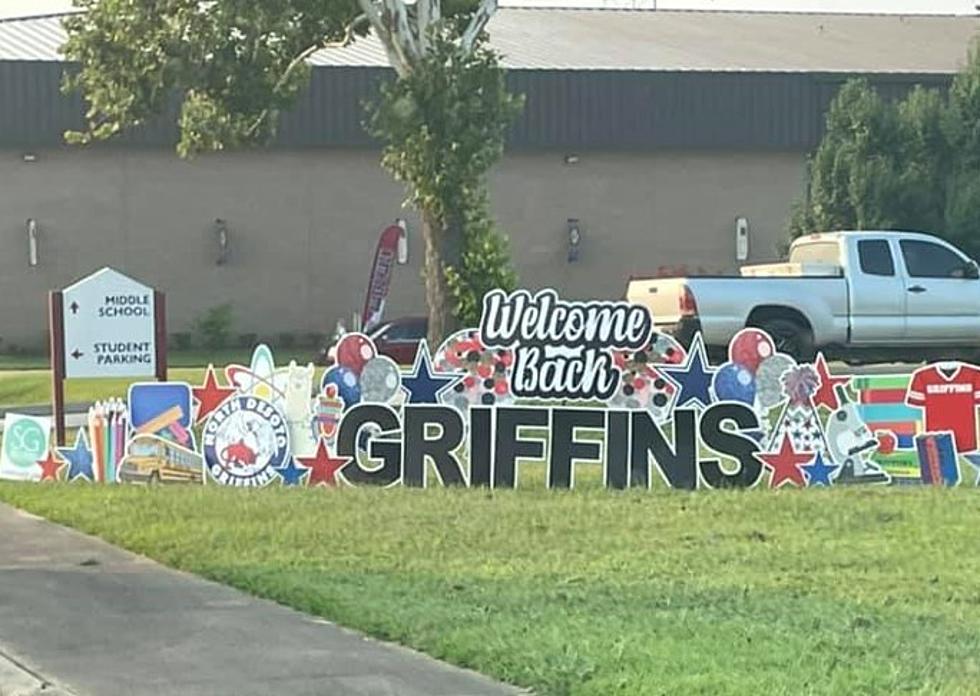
[{"xmin": 0, "ymin": 8, "xmax": 975, "ymax": 347}]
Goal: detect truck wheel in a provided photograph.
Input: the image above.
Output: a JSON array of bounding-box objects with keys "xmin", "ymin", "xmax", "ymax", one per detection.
[{"xmin": 758, "ymin": 318, "xmax": 813, "ymax": 362}]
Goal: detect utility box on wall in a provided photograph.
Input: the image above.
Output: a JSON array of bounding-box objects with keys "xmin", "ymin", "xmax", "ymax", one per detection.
[{"xmin": 735, "ymin": 217, "xmax": 750, "ymax": 262}]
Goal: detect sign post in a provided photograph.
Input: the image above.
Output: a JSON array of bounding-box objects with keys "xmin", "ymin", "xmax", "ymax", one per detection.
[
  {"xmin": 49, "ymin": 268, "xmax": 167, "ymax": 445},
  {"xmin": 48, "ymin": 290, "xmax": 67, "ymax": 446}
]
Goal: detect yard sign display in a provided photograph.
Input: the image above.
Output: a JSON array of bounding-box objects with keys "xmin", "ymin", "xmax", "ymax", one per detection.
[{"xmin": 11, "ymin": 286, "xmax": 980, "ymax": 489}]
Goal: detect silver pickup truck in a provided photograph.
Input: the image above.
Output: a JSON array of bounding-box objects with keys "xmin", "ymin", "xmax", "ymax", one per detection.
[{"xmin": 626, "ymin": 230, "xmax": 980, "ymax": 362}]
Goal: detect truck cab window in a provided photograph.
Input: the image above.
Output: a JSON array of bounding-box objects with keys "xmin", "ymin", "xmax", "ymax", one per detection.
[
  {"xmin": 857, "ymin": 240, "xmax": 894, "ymax": 276},
  {"xmin": 900, "ymin": 240, "xmax": 967, "ymax": 278}
]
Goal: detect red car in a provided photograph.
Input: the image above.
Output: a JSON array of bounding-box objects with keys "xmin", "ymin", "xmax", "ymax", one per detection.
[{"xmin": 318, "ymin": 316, "xmax": 427, "ymax": 367}]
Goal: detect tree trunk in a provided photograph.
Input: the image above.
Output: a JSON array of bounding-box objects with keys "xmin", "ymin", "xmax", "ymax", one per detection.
[{"xmin": 422, "ymin": 207, "xmax": 462, "ymax": 349}]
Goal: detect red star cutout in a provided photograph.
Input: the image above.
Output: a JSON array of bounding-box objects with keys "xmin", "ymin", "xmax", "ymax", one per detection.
[
  {"xmin": 192, "ymin": 364, "xmax": 236, "ymax": 424},
  {"xmin": 758, "ymin": 434, "xmax": 813, "ymax": 489},
  {"xmin": 36, "ymin": 449, "xmax": 64, "ymax": 482},
  {"xmin": 297, "ymin": 439, "xmax": 349, "ymax": 487},
  {"xmin": 812, "ymin": 353, "xmax": 850, "ymax": 411}
]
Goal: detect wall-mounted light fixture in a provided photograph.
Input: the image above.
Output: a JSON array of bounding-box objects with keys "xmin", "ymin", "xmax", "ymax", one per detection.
[
  {"xmin": 563, "ymin": 154, "xmax": 579, "ymax": 165},
  {"xmin": 26, "ymin": 218, "xmax": 39, "ymax": 267},
  {"xmin": 22, "ymin": 153, "xmax": 37, "ymax": 163},
  {"xmin": 214, "ymin": 218, "xmax": 230, "ymax": 265},
  {"xmin": 735, "ymin": 216, "xmax": 750, "ymax": 262},
  {"xmin": 395, "ymin": 218, "xmax": 409, "ymax": 265},
  {"xmin": 567, "ymin": 218, "xmax": 581, "ymax": 263}
]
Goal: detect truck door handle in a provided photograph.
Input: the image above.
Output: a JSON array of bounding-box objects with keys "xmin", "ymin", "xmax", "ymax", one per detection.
[{"xmin": 908, "ymin": 285, "xmax": 927, "ymax": 293}]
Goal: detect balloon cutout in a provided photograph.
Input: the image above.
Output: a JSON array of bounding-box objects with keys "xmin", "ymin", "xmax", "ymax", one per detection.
[
  {"xmin": 359, "ymin": 356, "xmax": 401, "ymax": 403},
  {"xmin": 728, "ymin": 328, "xmax": 775, "ymax": 374},
  {"xmin": 321, "ymin": 365, "xmax": 361, "ymax": 407},
  {"xmin": 434, "ymin": 329, "xmax": 515, "ymax": 411},
  {"xmin": 335, "ymin": 333, "xmax": 375, "ymax": 376},
  {"xmin": 755, "ymin": 354, "xmax": 796, "ymax": 410},
  {"xmin": 609, "ymin": 332, "xmax": 687, "ymax": 421},
  {"xmin": 712, "ymin": 362, "xmax": 756, "ymax": 405}
]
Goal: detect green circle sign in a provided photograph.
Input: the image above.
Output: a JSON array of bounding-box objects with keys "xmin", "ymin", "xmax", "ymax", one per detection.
[{"xmin": 3, "ymin": 419, "xmax": 48, "ymax": 469}]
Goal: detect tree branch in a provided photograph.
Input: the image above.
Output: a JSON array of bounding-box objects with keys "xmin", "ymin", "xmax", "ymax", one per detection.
[
  {"xmin": 417, "ymin": 0, "xmax": 432, "ymax": 54},
  {"xmin": 383, "ymin": 0, "xmax": 420, "ymax": 66},
  {"xmin": 356, "ymin": 0, "xmax": 411, "ymax": 76},
  {"xmin": 245, "ymin": 16, "xmax": 367, "ymax": 137},
  {"xmin": 461, "ymin": 0, "xmax": 496, "ymax": 54},
  {"xmin": 416, "ymin": 0, "xmax": 441, "ymax": 55}
]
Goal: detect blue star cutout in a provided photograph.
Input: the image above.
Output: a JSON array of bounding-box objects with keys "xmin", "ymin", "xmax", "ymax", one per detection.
[
  {"xmin": 802, "ymin": 451, "xmax": 839, "ymax": 487},
  {"xmin": 58, "ymin": 430, "xmax": 94, "ymax": 482},
  {"xmin": 274, "ymin": 457, "xmax": 309, "ymax": 486},
  {"xmin": 661, "ymin": 334, "xmax": 717, "ymax": 408},
  {"xmin": 401, "ymin": 340, "xmax": 461, "ymax": 404}
]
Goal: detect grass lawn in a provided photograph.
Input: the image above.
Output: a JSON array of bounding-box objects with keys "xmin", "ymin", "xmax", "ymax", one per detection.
[
  {"xmin": 0, "ymin": 368, "xmax": 208, "ymax": 408},
  {"xmin": 0, "ymin": 480, "xmax": 978, "ymax": 695},
  {"xmin": 0, "ymin": 348, "xmax": 321, "ymax": 371},
  {"xmin": 0, "ymin": 351, "xmax": 323, "ymax": 408}
]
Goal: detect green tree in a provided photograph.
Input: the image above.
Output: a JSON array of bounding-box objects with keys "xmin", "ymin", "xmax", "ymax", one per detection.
[
  {"xmin": 893, "ymin": 86, "xmax": 950, "ymax": 235},
  {"xmin": 63, "ymin": 0, "xmax": 521, "ymax": 346},
  {"xmin": 790, "ymin": 79, "xmax": 903, "ymax": 237},
  {"xmin": 789, "ymin": 41, "xmax": 980, "ymax": 258},
  {"xmin": 944, "ymin": 43, "xmax": 980, "ymax": 258},
  {"xmin": 364, "ymin": 20, "xmax": 521, "ymax": 331},
  {"xmin": 789, "ymin": 80, "xmax": 950, "ymax": 244}
]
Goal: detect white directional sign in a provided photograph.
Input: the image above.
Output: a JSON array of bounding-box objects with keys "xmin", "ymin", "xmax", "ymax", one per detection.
[{"xmin": 62, "ymin": 268, "xmax": 158, "ymax": 379}]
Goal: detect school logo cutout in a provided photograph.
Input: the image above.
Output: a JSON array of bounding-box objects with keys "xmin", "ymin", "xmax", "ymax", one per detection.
[
  {"xmin": 0, "ymin": 413, "xmax": 52, "ymax": 481},
  {"xmin": 202, "ymin": 396, "xmax": 290, "ymax": 487}
]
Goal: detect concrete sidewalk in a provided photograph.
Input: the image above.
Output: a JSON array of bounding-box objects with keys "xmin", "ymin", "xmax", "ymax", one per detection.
[{"xmin": 0, "ymin": 504, "xmax": 523, "ymax": 696}]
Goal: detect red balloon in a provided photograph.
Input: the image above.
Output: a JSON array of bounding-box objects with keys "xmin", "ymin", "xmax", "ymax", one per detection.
[
  {"xmin": 728, "ymin": 329, "xmax": 775, "ymax": 374},
  {"xmin": 335, "ymin": 333, "xmax": 375, "ymax": 375}
]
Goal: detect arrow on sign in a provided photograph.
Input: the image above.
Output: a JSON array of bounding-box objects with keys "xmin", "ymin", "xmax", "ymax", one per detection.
[
  {"xmin": 69, "ymin": 301, "xmax": 79, "ymax": 314},
  {"xmin": 70, "ymin": 349, "xmax": 83, "ymax": 360}
]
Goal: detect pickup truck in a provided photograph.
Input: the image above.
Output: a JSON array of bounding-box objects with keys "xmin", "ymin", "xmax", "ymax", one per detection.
[{"xmin": 626, "ymin": 230, "xmax": 980, "ymax": 362}]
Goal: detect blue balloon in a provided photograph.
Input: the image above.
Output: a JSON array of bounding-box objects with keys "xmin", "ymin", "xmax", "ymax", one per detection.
[
  {"xmin": 321, "ymin": 366, "xmax": 361, "ymax": 408},
  {"xmin": 712, "ymin": 362, "xmax": 756, "ymax": 405}
]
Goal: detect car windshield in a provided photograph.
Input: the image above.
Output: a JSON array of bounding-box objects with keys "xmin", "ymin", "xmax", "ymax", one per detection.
[{"xmin": 372, "ymin": 320, "xmax": 426, "ymax": 341}]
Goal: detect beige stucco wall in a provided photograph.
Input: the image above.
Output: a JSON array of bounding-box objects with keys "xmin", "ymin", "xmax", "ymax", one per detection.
[{"xmin": 0, "ymin": 147, "xmax": 804, "ymax": 348}]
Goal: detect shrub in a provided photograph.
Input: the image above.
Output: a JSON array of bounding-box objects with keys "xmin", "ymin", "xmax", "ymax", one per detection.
[{"xmin": 194, "ymin": 304, "xmax": 234, "ymax": 350}]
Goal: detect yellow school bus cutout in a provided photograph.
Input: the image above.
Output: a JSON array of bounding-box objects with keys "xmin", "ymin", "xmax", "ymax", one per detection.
[{"xmin": 119, "ymin": 434, "xmax": 204, "ymax": 484}]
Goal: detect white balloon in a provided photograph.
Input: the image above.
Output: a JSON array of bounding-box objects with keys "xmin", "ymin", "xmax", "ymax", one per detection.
[
  {"xmin": 359, "ymin": 356, "xmax": 401, "ymax": 403},
  {"xmin": 755, "ymin": 354, "xmax": 796, "ymax": 409}
]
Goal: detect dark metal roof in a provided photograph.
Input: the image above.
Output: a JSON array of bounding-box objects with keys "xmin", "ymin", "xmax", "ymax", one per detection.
[
  {"xmin": 0, "ymin": 60, "xmax": 951, "ymax": 151},
  {"xmin": 0, "ymin": 9, "xmax": 965, "ymax": 151}
]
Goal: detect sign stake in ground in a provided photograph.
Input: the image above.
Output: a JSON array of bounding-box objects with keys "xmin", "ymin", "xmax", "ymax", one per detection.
[{"xmin": 49, "ymin": 268, "xmax": 167, "ymax": 445}]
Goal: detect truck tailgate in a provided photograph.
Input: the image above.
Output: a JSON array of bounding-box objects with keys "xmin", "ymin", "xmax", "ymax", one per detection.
[{"xmin": 626, "ymin": 278, "xmax": 688, "ymax": 325}]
